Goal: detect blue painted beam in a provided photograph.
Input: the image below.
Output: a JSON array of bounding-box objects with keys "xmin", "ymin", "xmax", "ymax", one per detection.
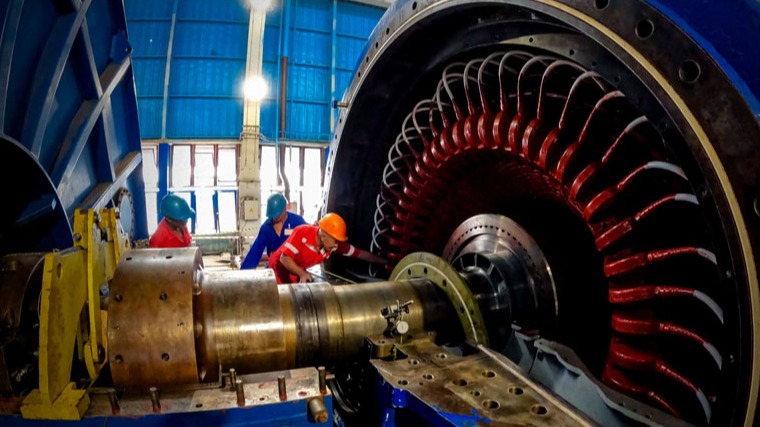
[
  {"xmin": 52, "ymin": 56, "xmax": 132, "ymax": 193},
  {"xmin": 21, "ymin": 0, "xmax": 92, "ymax": 158}
]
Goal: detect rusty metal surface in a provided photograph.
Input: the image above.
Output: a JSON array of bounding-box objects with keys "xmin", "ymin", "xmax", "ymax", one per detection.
[
  {"xmin": 372, "ymin": 337, "xmax": 596, "ymax": 426},
  {"xmin": 108, "ymin": 248, "xmax": 202, "ymax": 387},
  {"xmin": 85, "ymin": 367, "xmax": 327, "ymax": 416},
  {"xmin": 0, "ymin": 253, "xmax": 44, "ymax": 394},
  {"xmin": 0, "ymin": 253, "xmax": 45, "ymax": 331},
  {"xmin": 195, "ymin": 268, "xmax": 284, "ymax": 382}
]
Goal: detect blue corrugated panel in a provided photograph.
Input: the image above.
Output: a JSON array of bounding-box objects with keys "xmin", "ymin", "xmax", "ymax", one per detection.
[
  {"xmin": 125, "ymin": 0, "xmax": 174, "ymax": 20},
  {"xmin": 287, "ymin": 0, "xmax": 332, "ymax": 141},
  {"xmin": 167, "ymin": 0, "xmax": 248, "ymax": 139},
  {"xmin": 261, "ymin": 0, "xmax": 385, "ymax": 141},
  {"xmin": 260, "ymin": 12, "xmax": 282, "ymax": 141},
  {"xmin": 125, "ymin": 0, "xmax": 173, "ymax": 139},
  {"xmin": 335, "ymin": 1, "xmax": 384, "ymax": 103},
  {"xmin": 126, "ymin": 0, "xmax": 248, "ymax": 140}
]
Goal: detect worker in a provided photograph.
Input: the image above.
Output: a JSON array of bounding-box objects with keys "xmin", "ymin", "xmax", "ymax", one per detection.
[
  {"xmin": 149, "ymin": 193, "xmax": 194, "ymax": 248},
  {"xmin": 240, "ymin": 193, "xmax": 307, "ymax": 269},
  {"xmin": 268, "ymin": 212, "xmax": 387, "ymax": 284}
]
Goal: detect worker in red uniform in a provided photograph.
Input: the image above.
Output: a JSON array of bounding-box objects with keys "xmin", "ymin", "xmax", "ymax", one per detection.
[
  {"xmin": 149, "ymin": 193, "xmax": 194, "ymax": 248},
  {"xmin": 268, "ymin": 212, "xmax": 386, "ymax": 284}
]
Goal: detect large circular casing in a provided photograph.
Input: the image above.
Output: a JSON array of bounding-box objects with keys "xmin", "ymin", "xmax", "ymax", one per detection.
[{"xmin": 323, "ymin": 0, "xmax": 760, "ymax": 425}]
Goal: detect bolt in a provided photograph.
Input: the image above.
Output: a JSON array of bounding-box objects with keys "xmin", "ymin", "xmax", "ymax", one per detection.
[
  {"xmin": 235, "ymin": 379, "xmax": 245, "ymax": 407},
  {"xmin": 73, "ymin": 233, "xmax": 82, "ymax": 242},
  {"xmin": 318, "ymin": 366, "xmax": 327, "ymax": 395},
  {"xmin": 149, "ymin": 387, "xmax": 161, "ymax": 413},
  {"xmin": 108, "ymin": 388, "xmax": 120, "ymax": 415},
  {"xmin": 307, "ymin": 397, "xmax": 329, "ymax": 423},
  {"xmin": 230, "ymin": 368, "xmax": 238, "ymax": 390},
  {"xmin": 278, "ymin": 375, "xmax": 287, "ymax": 401}
]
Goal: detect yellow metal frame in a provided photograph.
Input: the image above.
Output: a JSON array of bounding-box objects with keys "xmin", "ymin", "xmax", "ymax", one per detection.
[{"xmin": 20, "ymin": 208, "xmax": 129, "ymax": 420}]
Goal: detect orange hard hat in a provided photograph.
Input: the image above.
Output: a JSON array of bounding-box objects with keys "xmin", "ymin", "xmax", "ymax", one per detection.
[{"xmin": 319, "ymin": 212, "xmax": 348, "ymax": 242}]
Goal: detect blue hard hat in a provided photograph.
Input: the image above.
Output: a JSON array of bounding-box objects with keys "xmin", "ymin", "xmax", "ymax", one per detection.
[
  {"xmin": 266, "ymin": 193, "xmax": 287, "ymax": 220},
  {"xmin": 160, "ymin": 193, "xmax": 195, "ymax": 221}
]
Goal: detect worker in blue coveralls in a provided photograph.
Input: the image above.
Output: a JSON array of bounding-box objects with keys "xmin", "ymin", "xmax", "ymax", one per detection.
[{"xmin": 240, "ymin": 193, "xmax": 307, "ymax": 269}]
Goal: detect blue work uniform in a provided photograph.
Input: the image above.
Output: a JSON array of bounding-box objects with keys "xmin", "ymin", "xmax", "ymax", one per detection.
[{"xmin": 240, "ymin": 211, "xmax": 308, "ymax": 269}]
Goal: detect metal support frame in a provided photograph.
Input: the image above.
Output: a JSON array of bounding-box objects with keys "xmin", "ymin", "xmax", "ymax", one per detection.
[{"xmin": 20, "ymin": 208, "xmax": 128, "ymax": 420}]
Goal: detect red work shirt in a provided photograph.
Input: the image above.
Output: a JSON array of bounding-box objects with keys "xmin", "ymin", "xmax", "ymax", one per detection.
[
  {"xmin": 269, "ymin": 224, "xmax": 358, "ymax": 284},
  {"xmin": 149, "ymin": 218, "xmax": 192, "ymax": 248}
]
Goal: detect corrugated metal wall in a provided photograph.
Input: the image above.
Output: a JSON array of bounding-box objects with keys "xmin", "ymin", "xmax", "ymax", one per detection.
[
  {"xmin": 127, "ymin": 0, "xmax": 384, "ymax": 142},
  {"xmin": 126, "ymin": 0, "xmax": 248, "ymax": 140},
  {"xmin": 261, "ymin": 0, "xmax": 385, "ymax": 142}
]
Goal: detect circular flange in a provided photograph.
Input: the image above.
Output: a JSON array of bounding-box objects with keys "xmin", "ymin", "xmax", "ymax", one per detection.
[
  {"xmin": 391, "ymin": 252, "xmax": 489, "ymax": 345},
  {"xmin": 444, "ymin": 214, "xmax": 558, "ymax": 322}
]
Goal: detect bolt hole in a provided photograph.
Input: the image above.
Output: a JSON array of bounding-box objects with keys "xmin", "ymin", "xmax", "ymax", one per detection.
[
  {"xmin": 408, "ymin": 359, "xmax": 420, "ymax": 365},
  {"xmin": 407, "ymin": 269, "xmax": 412, "ymax": 275},
  {"xmin": 412, "ymin": 1, "xmax": 417, "ymax": 10},
  {"xmin": 591, "ymin": 60, "xmax": 597, "ymax": 67},
  {"xmin": 165, "ymin": 255, "xmax": 172, "ymax": 259},
  {"xmin": 114, "ymin": 294, "xmax": 123, "ymax": 302},
  {"xmin": 569, "ymin": 48, "xmax": 575, "ymax": 56},
  {"xmin": 442, "ymin": 280, "xmax": 447, "ymax": 287},
  {"xmin": 162, "ymin": 353, "xmax": 170, "ymax": 361},
  {"xmin": 423, "ymin": 374, "xmax": 434, "ymax": 380},
  {"xmin": 614, "ymin": 76, "xmax": 621, "ymax": 84},
  {"xmin": 436, "ymin": 353, "xmax": 447, "ymax": 359},
  {"xmin": 635, "ymin": 19, "xmax": 654, "ymax": 39},
  {"xmin": 196, "ymin": 403, "xmax": 203, "ymax": 408},
  {"xmin": 260, "ymin": 397, "xmax": 266, "ymax": 401},
  {"xmin": 365, "ymin": 57, "xmax": 369, "ymax": 63},
  {"xmin": 679, "ymin": 59, "xmax": 701, "ymax": 84},
  {"xmin": 298, "ymin": 391, "xmax": 307, "ymax": 397},
  {"xmin": 594, "ymin": 0, "xmax": 609, "ymax": 9},
  {"xmin": 56, "ymin": 263, "xmax": 62, "ymax": 278},
  {"xmin": 531, "ymin": 405, "xmax": 548, "ymax": 415},
  {"xmin": 114, "ymin": 355, "xmax": 123, "ymax": 363},
  {"xmin": 159, "ymin": 292, "xmax": 168, "ymax": 301},
  {"xmin": 508, "ymin": 386, "xmax": 524, "ymax": 395},
  {"xmin": 398, "ymin": 379, "xmax": 408, "ymax": 386},
  {"xmin": 385, "ymin": 28, "xmax": 389, "ymax": 35},
  {"xmin": 528, "ymin": 37, "xmax": 534, "ymax": 43},
  {"xmin": 423, "ymin": 267, "xmax": 428, "ymax": 274},
  {"xmin": 126, "ymin": 257, "xmax": 133, "ymax": 261},
  {"xmin": 482, "ymin": 370, "xmax": 496, "ymax": 378},
  {"xmin": 378, "ymin": 339, "xmax": 386, "ymax": 344},
  {"xmin": 453, "ymin": 379, "xmax": 468, "ymax": 386},
  {"xmin": 482, "ymin": 400, "xmax": 500, "ymax": 409},
  {"xmin": 471, "ymin": 390, "xmax": 481, "ymax": 397}
]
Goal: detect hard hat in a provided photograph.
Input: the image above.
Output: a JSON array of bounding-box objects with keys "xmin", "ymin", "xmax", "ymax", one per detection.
[
  {"xmin": 266, "ymin": 193, "xmax": 288, "ymax": 220},
  {"xmin": 160, "ymin": 193, "xmax": 195, "ymax": 221},
  {"xmin": 318, "ymin": 212, "xmax": 348, "ymax": 242}
]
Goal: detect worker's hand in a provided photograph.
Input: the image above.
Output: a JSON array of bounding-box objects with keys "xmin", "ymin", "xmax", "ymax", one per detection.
[{"xmin": 298, "ymin": 271, "xmax": 314, "ymax": 283}]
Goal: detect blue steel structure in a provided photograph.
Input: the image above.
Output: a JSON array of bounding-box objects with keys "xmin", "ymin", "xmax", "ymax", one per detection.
[
  {"xmin": 3, "ymin": 395, "xmax": 333, "ymax": 427},
  {"xmin": 0, "ymin": 0, "xmax": 149, "ymax": 253}
]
